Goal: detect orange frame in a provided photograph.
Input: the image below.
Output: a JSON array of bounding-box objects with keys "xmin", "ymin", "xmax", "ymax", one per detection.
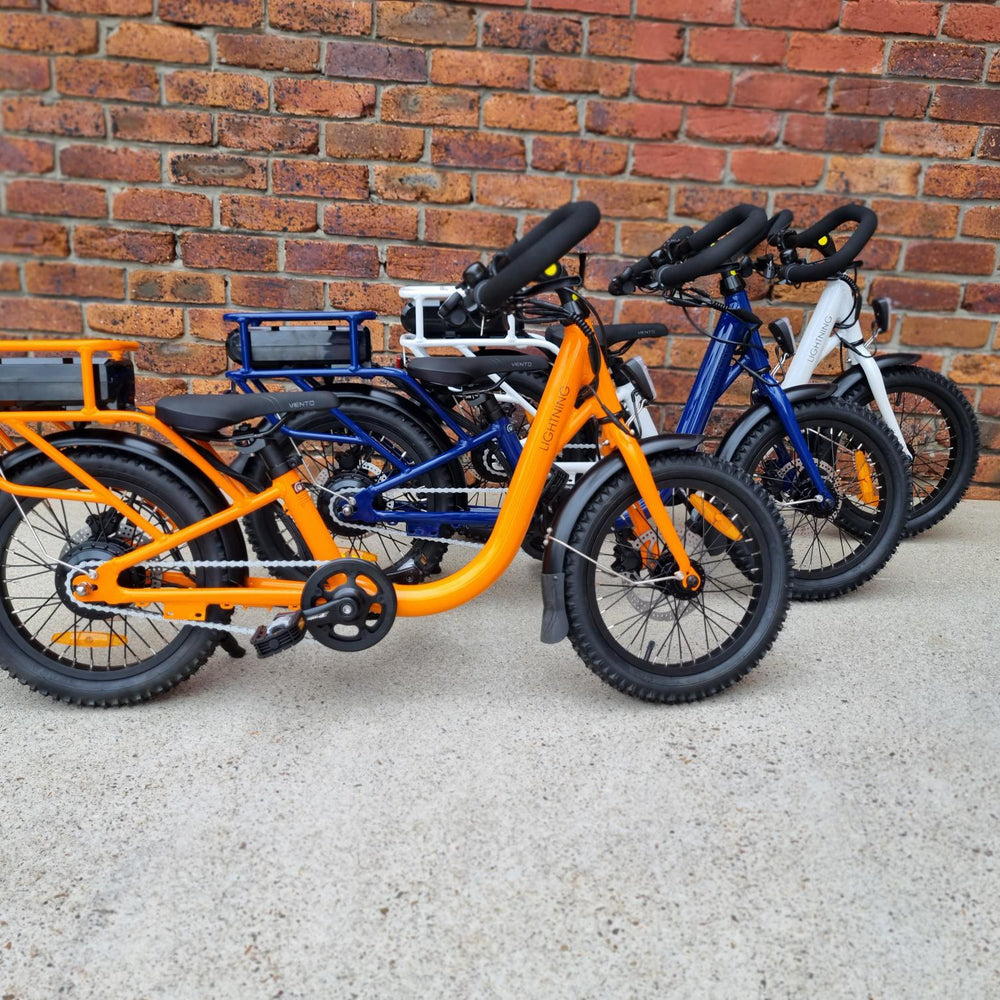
[{"xmin": 0, "ymin": 329, "xmax": 704, "ymax": 621}]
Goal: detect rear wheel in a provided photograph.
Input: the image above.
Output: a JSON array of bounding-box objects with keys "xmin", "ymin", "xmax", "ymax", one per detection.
[
  {"xmin": 730, "ymin": 399, "xmax": 909, "ymax": 600},
  {"xmin": 839, "ymin": 365, "xmax": 979, "ymax": 536},
  {"xmin": 563, "ymin": 452, "xmax": 790, "ymax": 703},
  {"xmin": 0, "ymin": 450, "xmax": 229, "ymax": 706}
]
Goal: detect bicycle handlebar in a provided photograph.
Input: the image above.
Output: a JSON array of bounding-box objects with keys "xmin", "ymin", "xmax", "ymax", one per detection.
[
  {"xmin": 607, "ymin": 224, "xmax": 694, "ymax": 296},
  {"xmin": 782, "ymin": 204, "xmax": 877, "ymax": 284},
  {"xmin": 471, "ymin": 201, "xmax": 600, "ymax": 312},
  {"xmin": 653, "ymin": 204, "xmax": 769, "ymax": 289},
  {"xmin": 766, "ymin": 209, "xmax": 794, "ymax": 241}
]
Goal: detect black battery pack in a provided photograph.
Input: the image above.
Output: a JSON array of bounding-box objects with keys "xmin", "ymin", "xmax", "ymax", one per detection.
[
  {"xmin": 226, "ymin": 325, "xmax": 372, "ymax": 369},
  {"xmin": 0, "ymin": 356, "xmax": 134, "ymax": 410}
]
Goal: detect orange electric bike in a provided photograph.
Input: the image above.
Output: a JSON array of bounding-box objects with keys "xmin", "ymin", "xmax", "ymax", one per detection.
[{"xmin": 0, "ymin": 202, "xmax": 791, "ymax": 706}]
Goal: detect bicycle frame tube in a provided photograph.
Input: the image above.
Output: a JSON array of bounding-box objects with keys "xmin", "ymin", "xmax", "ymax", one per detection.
[{"xmin": 781, "ymin": 279, "xmax": 910, "ymax": 454}]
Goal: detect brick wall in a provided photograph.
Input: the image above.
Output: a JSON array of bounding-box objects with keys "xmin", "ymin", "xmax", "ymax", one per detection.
[{"xmin": 1, "ymin": 0, "xmax": 999, "ymax": 495}]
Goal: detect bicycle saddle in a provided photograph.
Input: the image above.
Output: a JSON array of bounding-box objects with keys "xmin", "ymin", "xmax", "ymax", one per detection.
[
  {"xmin": 544, "ymin": 322, "xmax": 668, "ymax": 347},
  {"xmin": 155, "ymin": 390, "xmax": 340, "ymax": 437},
  {"xmin": 405, "ymin": 354, "xmax": 549, "ymax": 389}
]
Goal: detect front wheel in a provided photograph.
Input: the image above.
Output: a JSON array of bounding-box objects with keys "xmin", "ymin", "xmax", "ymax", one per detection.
[
  {"xmin": 563, "ymin": 452, "xmax": 791, "ymax": 703},
  {"xmin": 730, "ymin": 399, "xmax": 910, "ymax": 600},
  {"xmin": 838, "ymin": 365, "xmax": 980, "ymax": 536}
]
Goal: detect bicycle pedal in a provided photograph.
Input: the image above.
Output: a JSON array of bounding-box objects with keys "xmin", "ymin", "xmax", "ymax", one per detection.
[{"xmin": 251, "ymin": 610, "xmax": 306, "ymax": 658}]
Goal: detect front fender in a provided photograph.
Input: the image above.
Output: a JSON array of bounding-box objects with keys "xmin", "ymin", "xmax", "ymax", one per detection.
[
  {"xmin": 539, "ymin": 433, "xmax": 703, "ymax": 644},
  {"xmin": 716, "ymin": 384, "xmax": 835, "ymax": 463},
  {"xmin": 830, "ymin": 354, "xmax": 922, "ymax": 398}
]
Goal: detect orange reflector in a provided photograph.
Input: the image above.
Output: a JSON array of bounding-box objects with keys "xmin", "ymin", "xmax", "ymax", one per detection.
[
  {"xmin": 854, "ymin": 450, "xmax": 878, "ymax": 504},
  {"xmin": 688, "ymin": 495, "xmax": 744, "ymax": 542},
  {"xmin": 51, "ymin": 630, "xmax": 128, "ymax": 648}
]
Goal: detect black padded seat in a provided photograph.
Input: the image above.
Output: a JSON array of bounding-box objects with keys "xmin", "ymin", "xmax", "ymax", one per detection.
[
  {"xmin": 545, "ymin": 322, "xmax": 668, "ymax": 347},
  {"xmin": 406, "ymin": 354, "xmax": 550, "ymax": 389},
  {"xmin": 155, "ymin": 390, "xmax": 340, "ymax": 437}
]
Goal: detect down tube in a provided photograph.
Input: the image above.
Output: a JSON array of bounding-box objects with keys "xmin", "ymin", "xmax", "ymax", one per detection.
[{"xmin": 392, "ymin": 327, "xmax": 592, "ymax": 617}]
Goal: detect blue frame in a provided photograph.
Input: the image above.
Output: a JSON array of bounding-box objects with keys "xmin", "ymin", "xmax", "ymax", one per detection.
[{"xmin": 222, "ymin": 310, "xmax": 523, "ymax": 536}]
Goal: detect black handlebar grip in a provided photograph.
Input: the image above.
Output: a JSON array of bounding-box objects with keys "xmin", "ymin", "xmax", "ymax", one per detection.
[
  {"xmin": 607, "ymin": 224, "xmax": 696, "ymax": 296},
  {"xmin": 472, "ymin": 201, "xmax": 600, "ymax": 312},
  {"xmin": 782, "ymin": 204, "xmax": 877, "ymax": 284},
  {"xmin": 654, "ymin": 204, "xmax": 769, "ymax": 289}
]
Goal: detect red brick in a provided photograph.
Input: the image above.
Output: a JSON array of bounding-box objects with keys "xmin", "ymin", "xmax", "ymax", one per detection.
[
  {"xmin": 229, "ymin": 275, "xmax": 324, "ymax": 311},
  {"xmin": 218, "ymin": 114, "xmax": 318, "ymax": 154},
  {"xmin": 869, "ymin": 277, "xmax": 962, "ymax": 312},
  {"xmin": 534, "ymin": 55, "xmax": 630, "ymax": 97},
  {"xmin": 431, "ymin": 129, "xmax": 525, "ymax": 171},
  {"xmin": 899, "ymin": 315, "xmax": 991, "ymax": 349},
  {"xmin": 74, "ymin": 225, "xmax": 174, "ymax": 263},
  {"xmin": 689, "ymin": 27, "xmax": 785, "ymax": 65},
  {"xmin": 0, "ymin": 219, "xmax": 68, "ymax": 257},
  {"xmin": 842, "ymin": 0, "xmax": 942, "ymax": 37},
  {"xmin": 535, "ymin": 0, "xmax": 627, "ymax": 13},
  {"xmin": 962, "ymin": 206, "xmax": 1000, "ymax": 239},
  {"xmin": 832, "ymin": 79, "xmax": 931, "ymax": 118},
  {"xmin": 733, "ymin": 71, "xmax": 827, "ymax": 112},
  {"xmin": 860, "ymin": 238, "xmax": 903, "ymax": 272},
  {"xmin": 325, "ymin": 40, "xmax": 426, "ymax": 82},
  {"xmin": 619, "ymin": 221, "xmax": 675, "ymax": 256},
  {"xmin": 577, "ymin": 179, "xmax": 672, "ymax": 219},
  {"xmin": 482, "ymin": 11, "xmax": 582, "ymax": 53},
  {"xmin": 483, "ymin": 93, "xmax": 578, "ymax": 132},
  {"xmin": 587, "ymin": 18, "xmax": 682, "ymax": 61},
  {"xmin": 382, "ymin": 86, "xmax": 478, "ymax": 126},
  {"xmin": 0, "ymin": 53, "xmax": 49, "ymax": 90},
  {"xmin": 165, "ymin": 70, "xmax": 267, "ymax": 110},
  {"xmin": 2, "ymin": 97, "xmax": 104, "ymax": 136},
  {"xmin": 586, "ymin": 100, "xmax": 681, "ymax": 140},
  {"xmin": 111, "ymin": 106, "xmax": 211, "ymax": 145},
  {"xmin": 431, "ymin": 50, "xmax": 528, "ymax": 89},
  {"xmin": 944, "ymin": 3, "xmax": 1000, "ymax": 43},
  {"xmin": 905, "ymin": 241, "xmax": 995, "ymax": 276},
  {"xmin": 424, "ymin": 208, "xmax": 517, "ymax": 249},
  {"xmin": 931, "ymin": 86, "xmax": 1000, "ymax": 125},
  {"xmin": 635, "ymin": 65, "xmax": 731, "ymax": 105},
  {"xmin": 24, "ymin": 261, "xmax": 124, "ymax": 298},
  {"xmin": 888, "ymin": 41, "xmax": 984, "ymax": 80},
  {"xmin": 134, "ymin": 377, "xmax": 187, "ymax": 404},
  {"xmin": 531, "ymin": 136, "xmax": 627, "ymax": 175},
  {"xmin": 783, "ymin": 115, "xmax": 878, "ymax": 153},
  {"xmin": 686, "ymin": 107, "xmax": 779, "ymax": 144},
  {"xmin": 991, "ymin": 53, "xmax": 1000, "ymax": 86},
  {"xmin": 0, "ymin": 264, "xmax": 20, "ymax": 293},
  {"xmin": 168, "ymin": 152, "xmax": 266, "ymax": 189},
  {"xmin": 325, "ymin": 121, "xmax": 423, "ymax": 160},
  {"xmin": 323, "ymin": 203, "xmax": 417, "ymax": 240},
  {"xmin": 925, "ymin": 164, "xmax": 1000, "ymax": 199},
  {"xmin": 222, "ymin": 195, "xmax": 317, "ymax": 233},
  {"xmin": 978, "ymin": 128, "xmax": 1000, "ymax": 160},
  {"xmin": 0, "ymin": 12, "xmax": 97, "ymax": 53},
  {"xmin": 270, "ymin": 0, "xmax": 371, "ymax": 35},
  {"xmin": 160, "ymin": 0, "xmax": 261, "ymax": 28},
  {"xmin": 635, "ymin": 0, "xmax": 734, "ymax": 24},
  {"xmin": 114, "ymin": 188, "xmax": 212, "ymax": 227},
  {"xmin": 962, "ymin": 284, "xmax": 1000, "ymax": 314},
  {"xmin": 55, "ymin": 57, "xmax": 158, "ymax": 102},
  {"xmin": 106, "ymin": 22, "xmax": 209, "ymax": 63},
  {"xmin": 180, "ymin": 233, "xmax": 277, "ymax": 271},
  {"xmin": 633, "ymin": 143, "xmax": 726, "ymax": 182},
  {"xmin": 948, "ymin": 355, "xmax": 1000, "ymax": 385},
  {"xmin": 7, "ymin": 179, "xmax": 105, "ymax": 218},
  {"xmin": 218, "ymin": 34, "xmax": 318, "ymax": 72},
  {"xmin": 478, "ymin": 173, "xmax": 572, "ymax": 209},
  {"xmin": 377, "ymin": 2, "xmax": 476, "ymax": 45},
  {"xmin": 326, "ymin": 281, "xmax": 405, "ymax": 315},
  {"xmin": 136, "ymin": 343, "xmax": 221, "ymax": 374},
  {"xmin": 385, "ymin": 245, "xmax": 473, "ymax": 282},
  {"xmin": 0, "ymin": 297, "xmax": 81, "ymax": 333},
  {"xmin": 130, "ymin": 270, "xmax": 225, "ymax": 303},
  {"xmin": 49, "ymin": 0, "xmax": 152, "ymax": 13},
  {"xmin": 882, "ymin": 122, "xmax": 978, "ymax": 158},
  {"xmin": 787, "ymin": 33, "xmax": 884, "ymax": 75},
  {"xmin": 286, "ymin": 240, "xmax": 379, "ymax": 279},
  {"xmin": 274, "ymin": 78, "xmax": 375, "ymax": 118},
  {"xmin": 673, "ymin": 185, "xmax": 762, "ymax": 221},
  {"xmin": 0, "ymin": 135, "xmax": 53, "ymax": 173},
  {"xmin": 272, "ymin": 160, "xmax": 368, "ymax": 200},
  {"xmin": 741, "ymin": 0, "xmax": 839, "ymax": 28},
  {"xmin": 730, "ymin": 149, "xmax": 824, "ymax": 187},
  {"xmin": 827, "ymin": 155, "xmax": 920, "ymax": 196},
  {"xmin": 372, "ymin": 165, "xmax": 471, "ymax": 203},
  {"xmin": 871, "ymin": 199, "xmax": 958, "ymax": 238},
  {"xmin": 187, "ymin": 308, "xmax": 230, "ymax": 341},
  {"xmin": 60, "ymin": 144, "xmax": 160, "ymax": 182}
]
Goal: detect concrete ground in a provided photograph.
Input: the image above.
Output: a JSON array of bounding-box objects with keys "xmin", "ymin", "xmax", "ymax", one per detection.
[{"xmin": 0, "ymin": 501, "xmax": 998, "ymax": 1000}]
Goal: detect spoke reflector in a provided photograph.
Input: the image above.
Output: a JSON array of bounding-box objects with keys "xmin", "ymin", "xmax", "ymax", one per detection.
[
  {"xmin": 854, "ymin": 450, "xmax": 878, "ymax": 504},
  {"xmin": 51, "ymin": 630, "xmax": 128, "ymax": 648}
]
